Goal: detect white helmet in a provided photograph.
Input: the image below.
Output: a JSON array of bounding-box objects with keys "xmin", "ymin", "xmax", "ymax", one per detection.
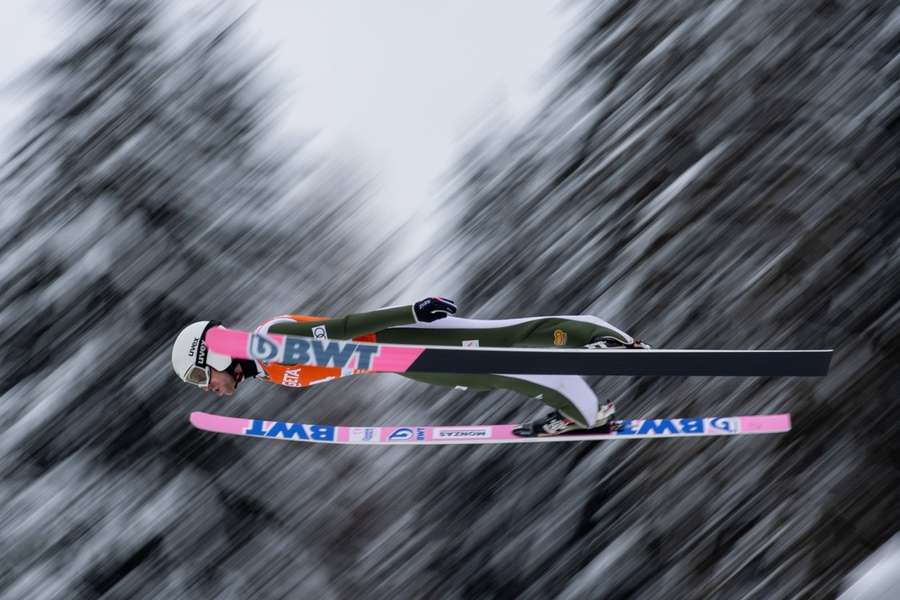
[{"xmin": 172, "ymin": 321, "xmax": 233, "ymax": 386}]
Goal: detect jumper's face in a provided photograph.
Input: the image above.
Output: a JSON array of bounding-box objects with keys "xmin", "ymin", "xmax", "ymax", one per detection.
[{"xmin": 204, "ymin": 365, "xmax": 244, "ymax": 396}]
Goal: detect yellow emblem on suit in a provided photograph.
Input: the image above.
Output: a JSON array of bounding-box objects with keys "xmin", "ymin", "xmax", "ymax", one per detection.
[{"xmin": 553, "ymin": 329, "xmax": 567, "ymax": 346}]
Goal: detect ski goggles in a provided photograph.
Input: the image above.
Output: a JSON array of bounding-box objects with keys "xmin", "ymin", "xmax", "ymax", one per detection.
[
  {"xmin": 184, "ymin": 364, "xmax": 212, "ymax": 387},
  {"xmin": 183, "ymin": 321, "xmax": 221, "ymax": 387}
]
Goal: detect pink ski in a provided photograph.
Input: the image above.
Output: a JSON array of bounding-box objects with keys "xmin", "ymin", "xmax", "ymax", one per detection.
[{"xmin": 190, "ymin": 412, "xmax": 791, "ymax": 445}]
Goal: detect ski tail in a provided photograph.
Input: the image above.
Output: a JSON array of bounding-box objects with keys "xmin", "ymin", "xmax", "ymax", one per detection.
[{"xmin": 190, "ymin": 411, "xmax": 791, "ymax": 446}]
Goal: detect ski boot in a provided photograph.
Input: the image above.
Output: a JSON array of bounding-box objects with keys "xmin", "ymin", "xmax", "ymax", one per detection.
[
  {"xmin": 512, "ymin": 410, "xmax": 581, "ymax": 437},
  {"xmin": 587, "ymin": 401, "xmax": 621, "ymax": 433},
  {"xmin": 513, "ymin": 402, "xmax": 618, "ymax": 437},
  {"xmin": 584, "ymin": 336, "xmax": 652, "ymax": 350}
]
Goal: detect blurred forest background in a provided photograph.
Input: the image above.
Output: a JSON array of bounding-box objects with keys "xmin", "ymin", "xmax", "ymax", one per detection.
[{"xmin": 1, "ymin": 0, "xmax": 898, "ymax": 598}]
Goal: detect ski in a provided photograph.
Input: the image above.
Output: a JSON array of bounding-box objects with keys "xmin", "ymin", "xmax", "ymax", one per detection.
[
  {"xmin": 190, "ymin": 411, "xmax": 791, "ymax": 445},
  {"xmin": 205, "ymin": 327, "xmax": 832, "ymax": 377}
]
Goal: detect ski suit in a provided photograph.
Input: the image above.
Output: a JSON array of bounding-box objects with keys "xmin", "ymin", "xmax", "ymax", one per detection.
[{"xmin": 253, "ymin": 305, "xmax": 635, "ymax": 427}]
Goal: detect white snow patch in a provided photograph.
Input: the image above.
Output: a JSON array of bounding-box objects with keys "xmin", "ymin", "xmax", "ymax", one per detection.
[
  {"xmin": 840, "ymin": 533, "xmax": 900, "ymax": 600},
  {"xmin": 0, "ymin": 338, "xmax": 104, "ymax": 456},
  {"xmin": 641, "ymin": 141, "xmax": 729, "ymax": 224},
  {"xmin": 558, "ymin": 528, "xmax": 641, "ymax": 599}
]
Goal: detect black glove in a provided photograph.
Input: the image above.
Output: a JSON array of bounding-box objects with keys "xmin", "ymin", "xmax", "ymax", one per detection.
[{"xmin": 413, "ymin": 297, "xmax": 458, "ymax": 322}]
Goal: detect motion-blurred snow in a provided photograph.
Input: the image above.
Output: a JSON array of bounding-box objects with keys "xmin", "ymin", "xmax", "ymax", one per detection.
[{"xmin": 1, "ymin": 1, "xmax": 897, "ymax": 599}]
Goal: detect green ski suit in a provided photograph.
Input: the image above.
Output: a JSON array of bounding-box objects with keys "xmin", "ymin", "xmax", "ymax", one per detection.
[{"xmin": 262, "ymin": 305, "xmax": 635, "ymax": 427}]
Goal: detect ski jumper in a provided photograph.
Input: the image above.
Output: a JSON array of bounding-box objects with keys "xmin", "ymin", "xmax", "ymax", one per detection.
[{"xmin": 255, "ymin": 305, "xmax": 635, "ymax": 427}]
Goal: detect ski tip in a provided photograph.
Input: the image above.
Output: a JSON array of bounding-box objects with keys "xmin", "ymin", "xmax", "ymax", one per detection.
[{"xmin": 189, "ymin": 411, "xmax": 212, "ymax": 430}]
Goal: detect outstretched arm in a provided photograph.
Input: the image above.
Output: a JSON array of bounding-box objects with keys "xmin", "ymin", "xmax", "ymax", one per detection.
[{"xmin": 267, "ymin": 298, "xmax": 457, "ymax": 340}]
